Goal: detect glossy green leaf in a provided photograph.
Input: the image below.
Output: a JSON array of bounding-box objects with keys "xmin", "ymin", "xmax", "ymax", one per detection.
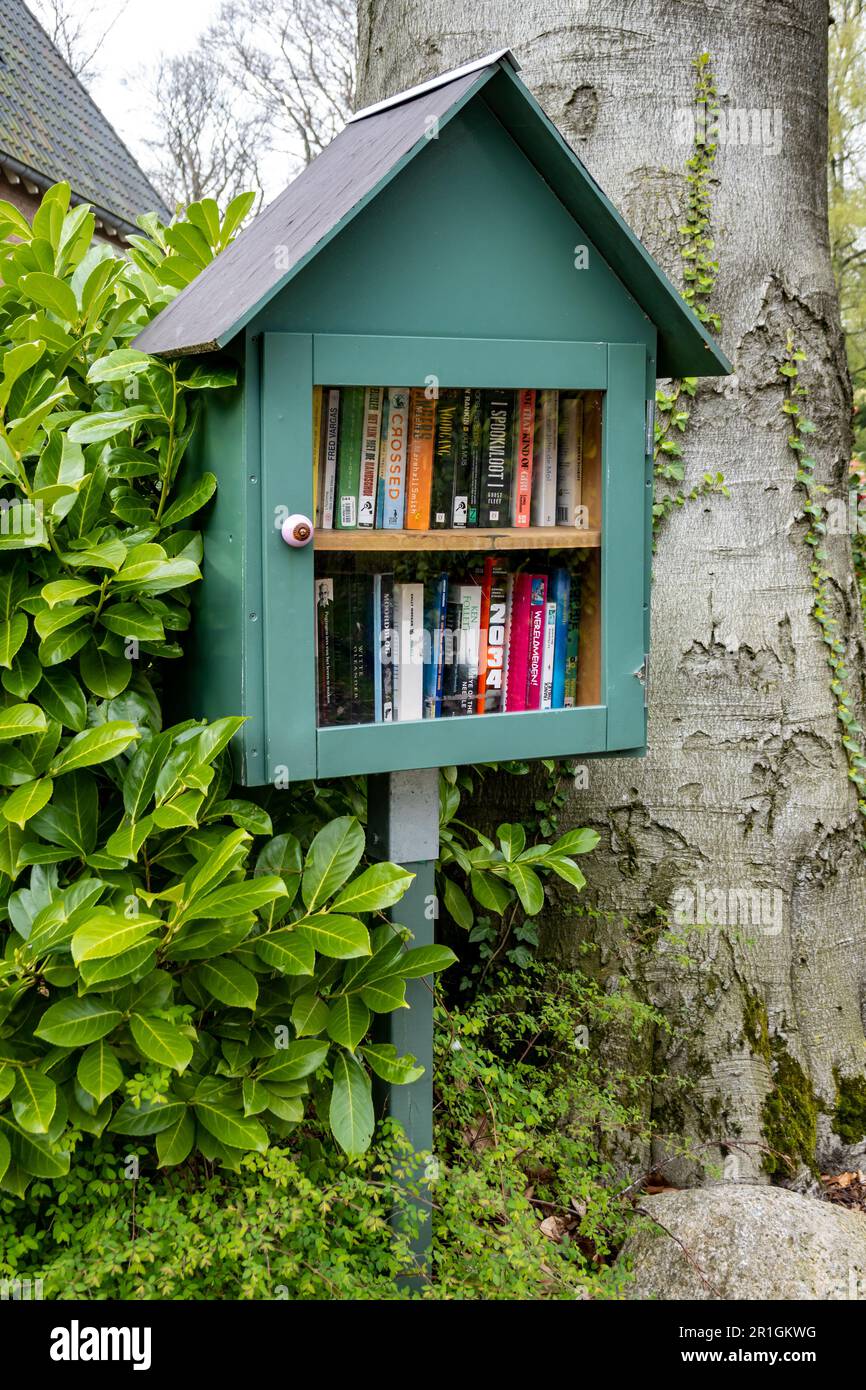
[
  {"xmin": 331, "ymin": 862, "xmax": 415, "ymax": 914},
  {"xmin": 130, "ymin": 1014, "xmax": 193, "ymax": 1072},
  {"xmin": 34, "ymin": 996, "xmax": 122, "ymax": 1046},
  {"xmin": 360, "ymin": 1043, "xmax": 425, "ymax": 1086},
  {"xmin": 3, "ymin": 777, "xmax": 53, "ymax": 827},
  {"xmin": 329, "ymin": 1052, "xmax": 374, "ymax": 1156},
  {"xmin": 195, "ymin": 957, "xmax": 259, "ymax": 1010},
  {"xmin": 11, "ymin": 1069, "xmax": 57, "ymax": 1134},
  {"xmin": 193, "ymin": 1100, "xmax": 268, "ymax": 1153},
  {"xmin": 326, "ymin": 996, "xmax": 370, "ymax": 1052},
  {"xmin": 156, "ymin": 1106, "xmax": 195, "ymax": 1167},
  {"xmin": 295, "ymin": 914, "xmax": 370, "ymax": 960},
  {"xmin": 77, "ymin": 1040, "xmax": 123, "ymax": 1105},
  {"xmin": 254, "ymin": 928, "xmax": 315, "ymax": 976},
  {"xmin": 71, "ymin": 910, "xmax": 160, "ymax": 964},
  {"xmin": 52, "ymin": 721, "xmax": 139, "ymax": 773},
  {"xmin": 256, "ymin": 1041, "xmax": 329, "ymax": 1083},
  {"xmin": 301, "ymin": 816, "xmax": 365, "ymax": 911}
]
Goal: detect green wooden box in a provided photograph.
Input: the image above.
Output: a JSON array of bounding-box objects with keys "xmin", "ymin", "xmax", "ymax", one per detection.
[{"xmin": 135, "ymin": 50, "xmax": 729, "ymax": 787}]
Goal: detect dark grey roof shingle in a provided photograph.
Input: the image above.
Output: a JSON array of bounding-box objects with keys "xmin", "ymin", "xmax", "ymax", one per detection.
[{"xmin": 0, "ymin": 0, "xmax": 169, "ymax": 233}]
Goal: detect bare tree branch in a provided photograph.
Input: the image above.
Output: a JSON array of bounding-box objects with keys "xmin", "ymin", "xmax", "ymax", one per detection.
[{"xmin": 27, "ymin": 0, "xmax": 130, "ymax": 85}]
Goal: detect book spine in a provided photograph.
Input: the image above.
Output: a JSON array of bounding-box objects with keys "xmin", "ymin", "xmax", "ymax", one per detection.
[
  {"xmin": 549, "ymin": 567, "xmax": 571, "ymax": 709},
  {"xmin": 475, "ymin": 556, "xmax": 494, "ymax": 714},
  {"xmin": 540, "ymin": 600, "xmax": 557, "ymax": 710},
  {"xmin": 373, "ymin": 574, "xmax": 382, "ymax": 721},
  {"xmin": 315, "ymin": 577, "xmax": 334, "ymax": 726},
  {"xmin": 525, "ymin": 576, "xmax": 548, "ymax": 711},
  {"xmin": 511, "ymin": 388, "xmax": 536, "ymax": 526},
  {"xmin": 499, "ymin": 574, "xmax": 515, "ymax": 711},
  {"xmin": 375, "ymin": 394, "xmax": 389, "ymax": 529},
  {"xmin": 454, "ymin": 584, "xmax": 482, "ymax": 714},
  {"xmin": 321, "ymin": 389, "xmax": 340, "ymax": 529},
  {"xmin": 556, "ymin": 393, "xmax": 584, "ymax": 527},
  {"xmin": 379, "ymin": 572, "xmax": 395, "ymax": 721},
  {"xmin": 563, "ymin": 579, "xmax": 581, "ymax": 707},
  {"xmin": 358, "ymin": 387, "xmax": 383, "ymax": 528},
  {"xmin": 395, "ymin": 581, "xmax": 424, "ymax": 721},
  {"xmin": 382, "ymin": 388, "xmax": 411, "ymax": 529},
  {"xmin": 405, "ymin": 388, "xmax": 436, "ymax": 529},
  {"xmin": 531, "ymin": 388, "xmax": 558, "ymax": 527},
  {"xmin": 335, "ymin": 386, "xmax": 365, "ymax": 530},
  {"xmin": 441, "ymin": 596, "xmax": 462, "ymax": 713},
  {"xmin": 312, "ymin": 386, "xmax": 323, "ymax": 525},
  {"xmin": 330, "ymin": 573, "xmax": 353, "ymax": 723},
  {"xmin": 451, "ymin": 387, "xmax": 473, "ymax": 527},
  {"xmin": 504, "ymin": 573, "xmax": 532, "ymax": 713},
  {"xmin": 431, "ymin": 389, "xmax": 460, "ymax": 529},
  {"xmin": 350, "ymin": 574, "xmax": 375, "ymax": 723},
  {"xmin": 478, "ymin": 389, "xmax": 514, "ymax": 527},
  {"xmin": 423, "ymin": 574, "xmax": 448, "ymax": 718},
  {"xmin": 467, "ymin": 387, "xmax": 483, "ymax": 525}
]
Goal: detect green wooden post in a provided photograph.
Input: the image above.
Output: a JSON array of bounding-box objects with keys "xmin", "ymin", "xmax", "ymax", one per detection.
[{"xmin": 367, "ymin": 768, "xmax": 438, "ymax": 1261}]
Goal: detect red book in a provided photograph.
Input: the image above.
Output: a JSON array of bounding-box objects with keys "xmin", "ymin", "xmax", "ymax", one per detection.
[
  {"xmin": 504, "ymin": 573, "xmax": 533, "ymax": 712},
  {"xmin": 525, "ymin": 575, "xmax": 548, "ymax": 710},
  {"xmin": 511, "ymin": 389, "xmax": 536, "ymax": 527}
]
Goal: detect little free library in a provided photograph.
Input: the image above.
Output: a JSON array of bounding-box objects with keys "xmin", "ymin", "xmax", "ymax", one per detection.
[{"xmin": 136, "ymin": 49, "xmax": 731, "ymax": 791}]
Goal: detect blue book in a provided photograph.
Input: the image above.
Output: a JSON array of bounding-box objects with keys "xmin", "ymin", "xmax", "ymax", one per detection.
[
  {"xmin": 423, "ymin": 574, "xmax": 448, "ymax": 718},
  {"xmin": 382, "ymin": 387, "xmax": 410, "ymax": 529},
  {"xmin": 549, "ymin": 567, "xmax": 571, "ymax": 709}
]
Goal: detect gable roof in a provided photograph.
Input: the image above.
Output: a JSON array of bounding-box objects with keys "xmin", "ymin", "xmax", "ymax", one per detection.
[
  {"xmin": 134, "ymin": 51, "xmax": 731, "ymax": 378},
  {"xmin": 0, "ymin": 0, "xmax": 169, "ymax": 237}
]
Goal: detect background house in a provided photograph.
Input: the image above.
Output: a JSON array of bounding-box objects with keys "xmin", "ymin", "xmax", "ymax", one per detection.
[{"xmin": 0, "ymin": 0, "xmax": 169, "ymax": 240}]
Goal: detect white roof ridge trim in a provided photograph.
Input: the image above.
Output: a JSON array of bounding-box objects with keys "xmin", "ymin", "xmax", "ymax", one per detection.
[{"xmin": 348, "ymin": 49, "xmax": 520, "ymax": 124}]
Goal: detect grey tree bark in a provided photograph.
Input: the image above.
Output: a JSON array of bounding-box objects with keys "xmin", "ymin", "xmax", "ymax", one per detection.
[{"xmin": 358, "ymin": 1, "xmax": 866, "ymax": 1182}]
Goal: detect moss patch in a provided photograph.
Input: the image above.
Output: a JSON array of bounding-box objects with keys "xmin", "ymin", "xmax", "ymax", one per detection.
[
  {"xmin": 741, "ymin": 990, "xmax": 818, "ymax": 1176},
  {"xmin": 833, "ymin": 1069, "xmax": 866, "ymax": 1145}
]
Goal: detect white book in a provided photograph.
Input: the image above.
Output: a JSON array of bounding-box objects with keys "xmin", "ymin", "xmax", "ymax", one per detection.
[
  {"xmin": 540, "ymin": 600, "xmax": 557, "ymax": 710},
  {"xmin": 358, "ymin": 387, "xmax": 382, "ymax": 528},
  {"xmin": 382, "ymin": 388, "xmax": 411, "ymax": 529},
  {"xmin": 395, "ymin": 582, "xmax": 424, "ymax": 721},
  {"xmin": 531, "ymin": 388, "xmax": 558, "ymax": 526},
  {"xmin": 321, "ymin": 388, "xmax": 340, "ymax": 529},
  {"xmin": 556, "ymin": 394, "xmax": 584, "ymax": 527}
]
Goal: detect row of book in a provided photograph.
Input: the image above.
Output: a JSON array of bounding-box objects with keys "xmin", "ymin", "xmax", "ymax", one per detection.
[
  {"xmin": 315, "ymin": 558, "xmax": 581, "ymax": 726},
  {"xmin": 313, "ymin": 385, "xmax": 595, "ymax": 532}
]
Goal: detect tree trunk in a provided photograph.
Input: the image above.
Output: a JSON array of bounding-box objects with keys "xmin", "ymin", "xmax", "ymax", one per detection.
[{"xmin": 356, "ymin": 0, "xmax": 866, "ymax": 1183}]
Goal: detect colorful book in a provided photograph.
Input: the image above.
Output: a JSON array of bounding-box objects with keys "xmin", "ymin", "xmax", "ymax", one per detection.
[
  {"xmin": 315, "ymin": 576, "xmax": 334, "ymax": 725},
  {"xmin": 475, "ymin": 557, "xmax": 509, "ymax": 715},
  {"xmin": 556, "ymin": 393, "xmax": 584, "ymax": 527},
  {"xmin": 405, "ymin": 389, "xmax": 437, "ymax": 529},
  {"xmin": 382, "ymin": 388, "xmax": 411, "ymax": 529},
  {"xmin": 511, "ymin": 388, "xmax": 536, "ymax": 527},
  {"xmin": 358, "ymin": 387, "xmax": 383, "ymax": 528},
  {"xmin": 423, "ymin": 574, "xmax": 448, "ymax": 718},
  {"xmin": 453, "ymin": 583, "xmax": 482, "ymax": 715},
  {"xmin": 531, "ymin": 389, "xmax": 558, "ymax": 526},
  {"xmin": 504, "ymin": 572, "xmax": 533, "ymax": 713},
  {"xmin": 479, "ymin": 390, "xmax": 514, "ymax": 527},
  {"xmin": 320, "ymin": 388, "xmax": 340, "ymax": 529},
  {"xmin": 563, "ymin": 580, "xmax": 581, "ymax": 707},
  {"xmin": 525, "ymin": 576, "xmax": 548, "ymax": 711},
  {"xmin": 549, "ymin": 567, "xmax": 571, "ymax": 709},
  {"xmin": 431, "ymin": 389, "xmax": 460, "ymax": 529},
  {"xmin": 395, "ymin": 581, "xmax": 424, "ymax": 721},
  {"xmin": 540, "ymin": 600, "xmax": 557, "ymax": 710},
  {"xmin": 312, "ymin": 386, "xmax": 323, "ymax": 525},
  {"xmin": 453, "ymin": 387, "xmax": 481, "ymax": 527},
  {"xmin": 335, "ymin": 386, "xmax": 365, "ymax": 530}
]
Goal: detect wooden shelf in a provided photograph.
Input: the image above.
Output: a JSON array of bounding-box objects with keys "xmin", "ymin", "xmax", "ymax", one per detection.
[{"xmin": 314, "ymin": 526, "xmax": 601, "ymax": 552}]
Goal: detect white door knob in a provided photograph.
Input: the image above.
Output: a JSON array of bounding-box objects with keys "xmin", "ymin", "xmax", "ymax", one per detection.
[{"xmin": 281, "ymin": 514, "xmax": 313, "ymax": 547}]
